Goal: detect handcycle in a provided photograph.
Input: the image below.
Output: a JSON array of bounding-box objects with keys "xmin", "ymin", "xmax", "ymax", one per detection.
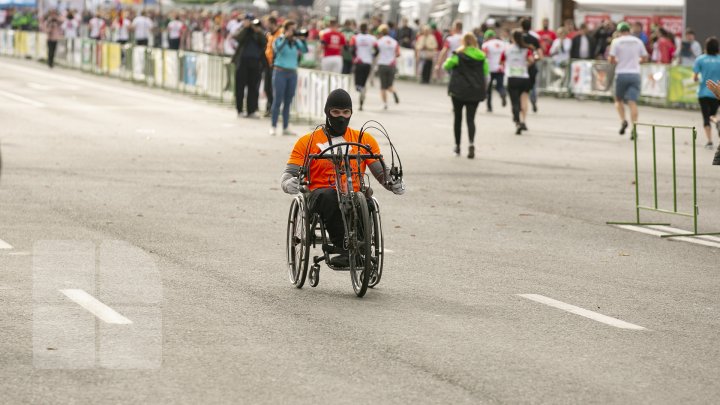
[{"xmin": 285, "ymin": 122, "xmax": 402, "ymax": 297}]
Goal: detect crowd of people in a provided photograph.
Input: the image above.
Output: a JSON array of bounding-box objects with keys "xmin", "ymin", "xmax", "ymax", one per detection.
[{"xmin": 5, "ymin": 6, "xmax": 720, "ymax": 162}]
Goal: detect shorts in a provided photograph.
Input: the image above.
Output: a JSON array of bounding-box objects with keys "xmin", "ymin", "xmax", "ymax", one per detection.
[
  {"xmin": 321, "ymin": 55, "xmax": 343, "ymax": 74},
  {"xmin": 507, "ymin": 77, "xmax": 532, "ymax": 93},
  {"xmin": 354, "ymin": 63, "xmax": 371, "ymax": 90},
  {"xmin": 377, "ymin": 65, "xmax": 396, "ymax": 90},
  {"xmin": 615, "ymin": 73, "xmax": 641, "ymax": 102},
  {"xmin": 699, "ymin": 97, "xmax": 720, "ymax": 127}
]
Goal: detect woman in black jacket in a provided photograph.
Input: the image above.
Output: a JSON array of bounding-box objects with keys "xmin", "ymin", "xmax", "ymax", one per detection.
[{"xmin": 443, "ymin": 33, "xmax": 489, "ymax": 159}]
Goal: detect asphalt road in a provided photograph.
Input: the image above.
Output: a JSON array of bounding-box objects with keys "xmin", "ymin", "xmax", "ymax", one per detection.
[{"xmin": 1, "ymin": 57, "xmax": 719, "ymax": 404}]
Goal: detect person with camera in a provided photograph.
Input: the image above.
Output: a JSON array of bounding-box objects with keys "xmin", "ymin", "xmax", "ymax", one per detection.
[
  {"xmin": 269, "ymin": 20, "xmax": 308, "ymax": 136},
  {"xmin": 232, "ymin": 14, "xmax": 267, "ymax": 118}
]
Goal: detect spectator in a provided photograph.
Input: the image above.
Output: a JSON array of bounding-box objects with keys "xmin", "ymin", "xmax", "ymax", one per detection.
[
  {"xmin": 132, "ymin": 11, "xmax": 153, "ymax": 46},
  {"xmin": 87, "ymin": 12, "xmax": 104, "ymax": 40},
  {"xmin": 631, "ymin": 22, "xmax": 648, "ymax": 47},
  {"xmin": 320, "ymin": 18, "xmax": 345, "ymax": 73},
  {"xmin": 443, "ymin": 32, "xmax": 488, "ymax": 158},
  {"xmin": 269, "ymin": 19, "xmax": 307, "ymax": 136},
  {"xmin": 570, "ymin": 24, "xmax": 595, "ymax": 60},
  {"xmin": 549, "ymin": 27, "xmax": 572, "ymax": 65},
  {"xmin": 397, "ymin": 18, "xmax": 414, "ymax": 49},
  {"xmin": 43, "ymin": 9, "xmax": 62, "ymax": 68},
  {"xmin": 232, "ymin": 15, "xmax": 267, "ymax": 118},
  {"xmin": 678, "ymin": 28, "xmax": 702, "ymax": 67},
  {"xmin": 502, "ymin": 29, "xmax": 535, "ymax": 135},
  {"xmin": 415, "ymin": 25, "xmax": 438, "ymax": 84},
  {"xmin": 536, "ymin": 17, "xmax": 556, "ymax": 56},
  {"xmin": 167, "ymin": 13, "xmax": 184, "ymax": 50},
  {"xmin": 652, "ymin": 28, "xmax": 675, "ymax": 64},
  {"xmin": 351, "ymin": 22, "xmax": 376, "ymax": 110},
  {"xmin": 693, "ymin": 37, "xmax": 720, "ymax": 151},
  {"xmin": 430, "ymin": 22, "xmax": 443, "ymax": 52},
  {"xmin": 264, "ymin": 16, "xmax": 282, "ymax": 117},
  {"xmin": 62, "ymin": 11, "xmax": 78, "ymax": 39},
  {"xmin": 593, "ymin": 20, "xmax": 615, "ymax": 59},
  {"xmin": 375, "ymin": 24, "xmax": 401, "ymax": 110},
  {"xmin": 481, "ymin": 29, "xmax": 507, "ymax": 112},
  {"xmin": 113, "ymin": 10, "xmax": 130, "ymax": 45},
  {"xmin": 608, "ymin": 22, "xmax": 648, "ymax": 137}
]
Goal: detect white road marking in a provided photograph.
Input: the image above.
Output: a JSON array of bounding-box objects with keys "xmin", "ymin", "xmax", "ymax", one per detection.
[
  {"xmin": 0, "ymin": 239, "xmax": 12, "ymax": 249},
  {"xmin": 383, "ymin": 249, "xmax": 394, "ymax": 253},
  {"xmin": 0, "ymin": 89, "xmax": 45, "ymax": 107},
  {"xmin": 613, "ymin": 225, "xmax": 720, "ymax": 249},
  {"xmin": 518, "ymin": 294, "xmax": 647, "ymax": 330},
  {"xmin": 60, "ymin": 289, "xmax": 132, "ymax": 325},
  {"xmin": 7, "ymin": 251, "xmax": 30, "ymax": 256}
]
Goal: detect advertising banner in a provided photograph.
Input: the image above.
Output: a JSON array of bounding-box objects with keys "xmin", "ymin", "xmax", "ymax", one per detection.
[
  {"xmin": 132, "ymin": 46, "xmax": 146, "ymax": 80},
  {"xmin": 584, "ymin": 14, "xmax": 609, "ymax": 31},
  {"xmin": 591, "ymin": 62, "xmax": 614, "ymax": 93},
  {"xmin": 640, "ymin": 64, "xmax": 668, "ymax": 99},
  {"xmin": 397, "ymin": 48, "xmax": 416, "ymax": 78},
  {"xmin": 183, "ymin": 52, "xmax": 197, "ymax": 86},
  {"xmin": 195, "ymin": 53, "xmax": 209, "ymax": 95},
  {"xmin": 163, "ymin": 50, "xmax": 179, "ymax": 89},
  {"xmin": 657, "ymin": 16, "xmax": 683, "ymax": 36},
  {"xmin": 570, "ymin": 60, "xmax": 592, "ymax": 95},
  {"xmin": 668, "ymin": 66, "xmax": 699, "ymax": 104},
  {"xmin": 107, "ymin": 43, "xmax": 121, "ymax": 76}
]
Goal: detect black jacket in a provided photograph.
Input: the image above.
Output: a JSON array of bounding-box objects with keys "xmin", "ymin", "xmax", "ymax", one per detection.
[
  {"xmin": 232, "ymin": 27, "xmax": 268, "ymax": 68},
  {"xmin": 570, "ymin": 34, "xmax": 596, "ymax": 59},
  {"xmin": 447, "ymin": 51, "xmax": 486, "ymax": 102}
]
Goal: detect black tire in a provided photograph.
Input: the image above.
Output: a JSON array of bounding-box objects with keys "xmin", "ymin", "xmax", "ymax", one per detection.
[
  {"xmin": 349, "ymin": 193, "xmax": 372, "ymax": 297},
  {"xmin": 368, "ymin": 200, "xmax": 384, "ymax": 288},
  {"xmin": 286, "ymin": 196, "xmax": 309, "ymax": 288}
]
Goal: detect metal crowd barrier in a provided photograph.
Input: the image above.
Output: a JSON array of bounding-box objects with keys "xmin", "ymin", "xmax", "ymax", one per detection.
[
  {"xmin": 0, "ymin": 29, "xmax": 348, "ymax": 123},
  {"xmin": 608, "ymin": 123, "xmax": 720, "ymax": 238}
]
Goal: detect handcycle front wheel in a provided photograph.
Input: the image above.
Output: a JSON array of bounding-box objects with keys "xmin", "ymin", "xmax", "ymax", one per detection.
[
  {"xmin": 349, "ymin": 193, "xmax": 372, "ymax": 297},
  {"xmin": 286, "ymin": 195, "xmax": 310, "ymax": 288}
]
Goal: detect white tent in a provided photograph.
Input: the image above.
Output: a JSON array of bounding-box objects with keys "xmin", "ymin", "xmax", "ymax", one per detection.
[{"xmin": 573, "ymin": 0, "xmax": 683, "ymax": 14}]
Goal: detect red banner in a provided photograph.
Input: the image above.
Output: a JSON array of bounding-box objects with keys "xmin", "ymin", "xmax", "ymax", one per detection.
[
  {"xmin": 584, "ymin": 14, "xmax": 609, "ymax": 31},
  {"xmin": 657, "ymin": 16, "xmax": 683, "ymax": 36},
  {"xmin": 624, "ymin": 15, "xmax": 652, "ymax": 36}
]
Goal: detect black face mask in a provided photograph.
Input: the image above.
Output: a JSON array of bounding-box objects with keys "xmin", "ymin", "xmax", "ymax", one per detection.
[{"xmin": 326, "ymin": 115, "xmax": 350, "ymax": 137}]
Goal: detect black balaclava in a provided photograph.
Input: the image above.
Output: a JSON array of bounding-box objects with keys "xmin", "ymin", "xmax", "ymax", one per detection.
[{"xmin": 324, "ymin": 89, "xmax": 353, "ymax": 137}]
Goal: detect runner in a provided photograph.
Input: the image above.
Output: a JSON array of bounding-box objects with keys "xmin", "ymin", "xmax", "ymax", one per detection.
[
  {"xmin": 434, "ymin": 20, "xmax": 463, "ymax": 76},
  {"xmin": 481, "ymin": 29, "xmax": 507, "ymax": 112},
  {"xmin": 350, "ymin": 22, "xmax": 376, "ymax": 111},
  {"xmin": 693, "ymin": 37, "xmax": 720, "ymax": 151},
  {"xmin": 375, "ymin": 24, "xmax": 400, "ymax": 110},
  {"xmin": 502, "ymin": 29, "xmax": 535, "ymax": 135},
  {"xmin": 320, "ymin": 19, "xmax": 345, "ymax": 74},
  {"xmin": 608, "ymin": 22, "xmax": 648, "ymax": 138}
]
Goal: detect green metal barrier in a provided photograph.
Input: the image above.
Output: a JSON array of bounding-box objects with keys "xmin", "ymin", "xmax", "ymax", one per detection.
[{"xmin": 608, "ymin": 123, "xmax": 720, "ymax": 238}]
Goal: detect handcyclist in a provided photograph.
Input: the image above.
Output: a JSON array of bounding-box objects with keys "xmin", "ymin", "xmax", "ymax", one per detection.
[{"xmin": 280, "ymin": 89, "xmax": 405, "ymax": 267}]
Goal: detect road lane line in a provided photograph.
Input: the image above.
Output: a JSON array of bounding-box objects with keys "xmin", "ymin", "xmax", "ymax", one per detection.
[
  {"xmin": 613, "ymin": 225, "xmax": 720, "ymax": 248},
  {"xmin": 60, "ymin": 289, "xmax": 132, "ymax": 325},
  {"xmin": 518, "ymin": 294, "xmax": 647, "ymax": 330},
  {"xmin": 0, "ymin": 89, "xmax": 45, "ymax": 107},
  {"xmin": 0, "ymin": 238, "xmax": 12, "ymax": 249}
]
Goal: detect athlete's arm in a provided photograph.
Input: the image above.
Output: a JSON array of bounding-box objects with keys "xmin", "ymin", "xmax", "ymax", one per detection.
[
  {"xmin": 280, "ymin": 164, "xmax": 301, "ymax": 194},
  {"xmin": 369, "ymin": 161, "xmax": 404, "ymax": 195}
]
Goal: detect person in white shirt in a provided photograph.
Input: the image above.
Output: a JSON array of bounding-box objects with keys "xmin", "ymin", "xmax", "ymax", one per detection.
[
  {"xmin": 549, "ymin": 27, "xmax": 572, "ymax": 65},
  {"xmin": 375, "ymin": 24, "xmax": 401, "ymax": 110},
  {"xmin": 350, "ymin": 22, "xmax": 376, "ymax": 110},
  {"xmin": 132, "ymin": 11, "xmax": 153, "ymax": 46},
  {"xmin": 113, "ymin": 11, "xmax": 130, "ymax": 44},
  {"xmin": 167, "ymin": 14, "xmax": 184, "ymax": 50},
  {"xmin": 481, "ymin": 29, "xmax": 507, "ymax": 112},
  {"xmin": 502, "ymin": 30, "xmax": 535, "ymax": 135},
  {"xmin": 608, "ymin": 22, "xmax": 648, "ymax": 138},
  {"xmin": 62, "ymin": 12, "xmax": 78, "ymax": 39},
  {"xmin": 434, "ymin": 20, "xmax": 463, "ymax": 75},
  {"xmin": 88, "ymin": 13, "xmax": 105, "ymax": 40}
]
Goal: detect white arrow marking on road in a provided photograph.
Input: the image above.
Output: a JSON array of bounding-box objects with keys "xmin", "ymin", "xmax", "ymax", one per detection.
[
  {"xmin": 518, "ymin": 294, "xmax": 647, "ymax": 330},
  {"xmin": 60, "ymin": 289, "xmax": 133, "ymax": 325},
  {"xmin": 0, "ymin": 89, "xmax": 45, "ymax": 107},
  {"xmin": 0, "ymin": 239, "xmax": 12, "ymax": 249}
]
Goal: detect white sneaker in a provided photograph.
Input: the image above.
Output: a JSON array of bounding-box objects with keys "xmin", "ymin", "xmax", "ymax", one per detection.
[
  {"xmin": 269, "ymin": 127, "xmax": 277, "ymax": 136},
  {"xmin": 282, "ymin": 128, "xmax": 296, "ymax": 136}
]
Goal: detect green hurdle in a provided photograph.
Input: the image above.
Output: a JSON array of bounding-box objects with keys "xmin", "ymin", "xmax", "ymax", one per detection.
[{"xmin": 608, "ymin": 123, "xmax": 720, "ymax": 238}]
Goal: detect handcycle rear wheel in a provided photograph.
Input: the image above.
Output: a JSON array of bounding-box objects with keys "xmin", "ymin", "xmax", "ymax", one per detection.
[
  {"xmin": 368, "ymin": 198, "xmax": 384, "ymax": 288},
  {"xmin": 286, "ymin": 196, "xmax": 310, "ymax": 288},
  {"xmin": 349, "ymin": 193, "xmax": 372, "ymax": 297}
]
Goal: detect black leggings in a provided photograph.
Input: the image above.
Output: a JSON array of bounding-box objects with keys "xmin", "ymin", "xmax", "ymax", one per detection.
[
  {"xmin": 308, "ymin": 188, "xmax": 344, "ymax": 247},
  {"xmin": 451, "ymin": 97, "xmax": 480, "ymax": 146},
  {"xmin": 700, "ymin": 97, "xmax": 720, "ymax": 127}
]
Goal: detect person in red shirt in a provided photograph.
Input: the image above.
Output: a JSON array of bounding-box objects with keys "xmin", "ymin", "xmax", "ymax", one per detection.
[
  {"xmin": 535, "ymin": 18, "xmax": 557, "ymax": 56},
  {"xmin": 430, "ymin": 22, "xmax": 443, "ymax": 52},
  {"xmin": 652, "ymin": 28, "xmax": 676, "ymax": 64},
  {"xmin": 320, "ymin": 18, "xmax": 346, "ymax": 73}
]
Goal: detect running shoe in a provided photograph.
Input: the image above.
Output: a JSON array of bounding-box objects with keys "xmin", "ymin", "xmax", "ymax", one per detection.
[
  {"xmin": 714, "ymin": 149, "xmax": 720, "ymax": 166},
  {"xmin": 515, "ymin": 125, "xmax": 522, "ymax": 135},
  {"xmin": 619, "ymin": 120, "xmax": 628, "ymax": 135},
  {"xmin": 705, "ymin": 142, "xmax": 714, "ymax": 150},
  {"xmin": 519, "ymin": 123, "xmax": 528, "ymax": 131},
  {"xmin": 454, "ymin": 145, "xmax": 460, "ymax": 156},
  {"xmin": 501, "ymin": 96, "xmax": 507, "ymax": 107},
  {"xmin": 487, "ymin": 107, "xmax": 493, "ymax": 113},
  {"xmin": 269, "ymin": 127, "xmax": 277, "ymax": 136},
  {"xmin": 282, "ymin": 128, "xmax": 296, "ymax": 136},
  {"xmin": 468, "ymin": 145, "xmax": 475, "ymax": 159},
  {"xmin": 532, "ymin": 102, "xmax": 537, "ymax": 113},
  {"xmin": 263, "ymin": 110, "xmax": 271, "ymax": 118},
  {"xmin": 393, "ymin": 92, "xmax": 399, "ymax": 104},
  {"xmin": 383, "ymin": 104, "xmax": 388, "ymax": 110}
]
